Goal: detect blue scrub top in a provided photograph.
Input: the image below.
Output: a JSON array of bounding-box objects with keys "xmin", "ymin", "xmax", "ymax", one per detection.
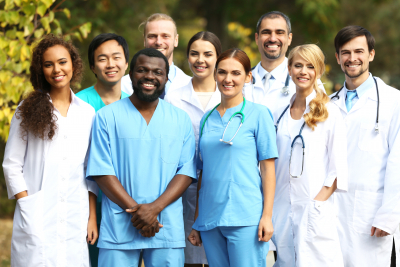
[
  {"xmin": 86, "ymin": 98, "xmax": 197, "ymax": 249},
  {"xmin": 193, "ymin": 100, "xmax": 278, "ymax": 231}
]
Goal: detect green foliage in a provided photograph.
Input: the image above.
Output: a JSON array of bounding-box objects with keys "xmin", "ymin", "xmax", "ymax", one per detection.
[{"xmin": 0, "ymin": 0, "xmax": 92, "ymax": 141}]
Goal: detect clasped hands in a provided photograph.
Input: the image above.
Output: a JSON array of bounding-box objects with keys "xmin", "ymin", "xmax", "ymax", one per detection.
[{"xmin": 126, "ymin": 203, "xmax": 163, "ymax": 238}]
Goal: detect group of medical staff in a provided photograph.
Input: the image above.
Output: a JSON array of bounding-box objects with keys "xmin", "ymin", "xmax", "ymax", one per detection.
[{"xmin": 3, "ymin": 9, "xmax": 400, "ymax": 267}]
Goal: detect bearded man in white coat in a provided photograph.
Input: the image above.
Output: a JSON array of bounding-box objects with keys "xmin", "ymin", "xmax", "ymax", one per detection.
[
  {"xmin": 243, "ymin": 11, "xmax": 324, "ymax": 114},
  {"xmin": 120, "ymin": 13, "xmax": 190, "ymax": 99},
  {"xmin": 331, "ymin": 25, "xmax": 400, "ymax": 267}
]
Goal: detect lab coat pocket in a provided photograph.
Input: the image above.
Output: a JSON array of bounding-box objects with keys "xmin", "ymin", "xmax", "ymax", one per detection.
[
  {"xmin": 12, "ymin": 191, "xmax": 44, "ymax": 266},
  {"xmin": 353, "ymin": 190, "xmax": 383, "ymax": 234},
  {"xmin": 160, "ymin": 135, "xmax": 183, "ymax": 164},
  {"xmin": 358, "ymin": 122, "xmax": 387, "ymax": 152},
  {"xmin": 306, "ymin": 200, "xmax": 335, "ymax": 241}
]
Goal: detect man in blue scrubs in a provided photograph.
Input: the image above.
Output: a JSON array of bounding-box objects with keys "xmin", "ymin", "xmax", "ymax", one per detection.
[{"xmin": 86, "ymin": 48, "xmax": 197, "ymax": 267}]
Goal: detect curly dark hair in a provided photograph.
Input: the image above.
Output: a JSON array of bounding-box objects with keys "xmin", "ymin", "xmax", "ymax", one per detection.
[{"xmin": 16, "ymin": 34, "xmax": 83, "ymax": 140}]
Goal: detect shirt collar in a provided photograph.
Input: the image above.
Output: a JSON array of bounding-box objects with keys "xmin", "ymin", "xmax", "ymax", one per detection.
[
  {"xmin": 168, "ymin": 63, "xmax": 177, "ymax": 82},
  {"xmin": 258, "ymin": 57, "xmax": 288, "ymax": 82},
  {"xmin": 344, "ymin": 73, "xmax": 374, "ymax": 99}
]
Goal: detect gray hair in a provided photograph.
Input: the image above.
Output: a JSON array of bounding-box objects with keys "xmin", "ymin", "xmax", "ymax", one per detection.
[{"xmin": 256, "ymin": 11, "xmax": 291, "ymax": 34}]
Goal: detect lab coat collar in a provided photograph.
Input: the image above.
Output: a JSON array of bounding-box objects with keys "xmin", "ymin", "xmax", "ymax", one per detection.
[
  {"xmin": 181, "ymin": 79, "xmax": 220, "ymax": 112},
  {"xmin": 289, "ymin": 89, "xmax": 317, "ymax": 113},
  {"xmin": 48, "ymin": 89, "xmax": 81, "ymax": 115},
  {"xmin": 253, "ymin": 58, "xmax": 289, "ymax": 87},
  {"xmin": 343, "ymin": 73, "xmax": 374, "ymax": 101}
]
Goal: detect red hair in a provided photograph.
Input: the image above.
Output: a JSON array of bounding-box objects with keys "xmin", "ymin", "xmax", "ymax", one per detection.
[{"xmin": 216, "ymin": 48, "xmax": 251, "ymax": 74}]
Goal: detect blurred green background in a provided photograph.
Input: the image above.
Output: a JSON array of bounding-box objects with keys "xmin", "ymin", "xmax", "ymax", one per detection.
[{"xmin": 1, "ymin": 0, "xmax": 400, "ymax": 265}]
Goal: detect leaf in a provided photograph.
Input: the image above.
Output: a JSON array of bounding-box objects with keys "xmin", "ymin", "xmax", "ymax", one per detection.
[
  {"xmin": 34, "ymin": 28, "xmax": 45, "ymax": 39},
  {"xmin": 0, "ymin": 49, "xmax": 6, "ymax": 65},
  {"xmin": 73, "ymin": 32, "xmax": 82, "ymax": 42},
  {"xmin": 14, "ymin": 63, "xmax": 22, "ymax": 74},
  {"xmin": 79, "ymin": 22, "xmax": 92, "ymax": 39},
  {"xmin": 20, "ymin": 44, "xmax": 30, "ymax": 61},
  {"xmin": 40, "ymin": 0, "xmax": 54, "ymax": 9},
  {"xmin": 41, "ymin": 17, "xmax": 50, "ymax": 33},
  {"xmin": 48, "ymin": 10, "xmax": 54, "ymax": 22},
  {"xmin": 0, "ymin": 37, "xmax": 8, "ymax": 49},
  {"xmin": 22, "ymin": 3, "xmax": 36, "ymax": 16},
  {"xmin": 23, "ymin": 22, "xmax": 34, "ymax": 36},
  {"xmin": 14, "ymin": 0, "xmax": 21, "ymax": 6},
  {"xmin": 63, "ymin": 8, "xmax": 70, "ymax": 19},
  {"xmin": 36, "ymin": 3, "xmax": 47, "ymax": 17},
  {"xmin": 52, "ymin": 27, "xmax": 62, "ymax": 35}
]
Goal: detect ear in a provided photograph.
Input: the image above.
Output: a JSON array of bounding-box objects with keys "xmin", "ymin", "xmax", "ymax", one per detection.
[
  {"xmin": 287, "ymin": 64, "xmax": 292, "ymax": 77},
  {"xmin": 335, "ymin": 52, "xmax": 341, "ymax": 65},
  {"xmin": 123, "ymin": 61, "xmax": 129, "ymax": 73},
  {"xmin": 129, "ymin": 69, "xmax": 134, "ymax": 82},
  {"xmin": 287, "ymin": 32, "xmax": 293, "ymax": 47},
  {"xmin": 369, "ymin": 49, "xmax": 375, "ymax": 62},
  {"xmin": 255, "ymin": 32, "xmax": 259, "ymax": 45},
  {"xmin": 174, "ymin": 34, "xmax": 179, "ymax": 48},
  {"xmin": 90, "ymin": 65, "xmax": 96, "ymax": 75},
  {"xmin": 245, "ymin": 71, "xmax": 252, "ymax": 84}
]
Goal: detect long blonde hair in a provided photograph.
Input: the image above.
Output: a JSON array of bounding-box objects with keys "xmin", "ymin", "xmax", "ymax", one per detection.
[{"xmin": 288, "ymin": 44, "xmax": 330, "ymax": 130}]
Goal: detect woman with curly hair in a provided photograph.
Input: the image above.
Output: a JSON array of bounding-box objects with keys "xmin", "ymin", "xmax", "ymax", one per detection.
[
  {"xmin": 272, "ymin": 44, "xmax": 348, "ymax": 266},
  {"xmin": 3, "ymin": 34, "xmax": 98, "ymax": 267}
]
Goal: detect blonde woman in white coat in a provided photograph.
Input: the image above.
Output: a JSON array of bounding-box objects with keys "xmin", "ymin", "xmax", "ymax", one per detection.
[
  {"xmin": 272, "ymin": 44, "xmax": 348, "ymax": 267},
  {"xmin": 3, "ymin": 35, "xmax": 98, "ymax": 267},
  {"xmin": 165, "ymin": 31, "xmax": 222, "ymax": 267}
]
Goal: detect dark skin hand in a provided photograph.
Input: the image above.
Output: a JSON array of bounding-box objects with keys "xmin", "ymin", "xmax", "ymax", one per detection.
[
  {"xmin": 126, "ymin": 174, "xmax": 193, "ymax": 234},
  {"xmin": 93, "ymin": 175, "xmax": 162, "ymax": 237}
]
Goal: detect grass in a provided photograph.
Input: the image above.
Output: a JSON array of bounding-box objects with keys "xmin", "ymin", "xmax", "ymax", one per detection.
[{"xmin": 0, "ymin": 219, "xmax": 12, "ymax": 267}]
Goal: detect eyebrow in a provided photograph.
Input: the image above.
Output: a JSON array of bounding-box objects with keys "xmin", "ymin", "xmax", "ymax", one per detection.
[
  {"xmin": 43, "ymin": 58, "xmax": 67, "ymax": 63},
  {"xmin": 97, "ymin": 52, "xmax": 122, "ymax": 58},
  {"xmin": 189, "ymin": 50, "xmax": 214, "ymax": 53}
]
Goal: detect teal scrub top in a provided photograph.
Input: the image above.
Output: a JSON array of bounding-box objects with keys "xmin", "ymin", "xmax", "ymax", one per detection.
[
  {"xmin": 193, "ymin": 100, "xmax": 278, "ymax": 231},
  {"xmin": 76, "ymin": 86, "xmax": 130, "ymax": 112},
  {"xmin": 76, "ymin": 85, "xmax": 130, "ymax": 224},
  {"xmin": 86, "ymin": 98, "xmax": 197, "ymax": 249}
]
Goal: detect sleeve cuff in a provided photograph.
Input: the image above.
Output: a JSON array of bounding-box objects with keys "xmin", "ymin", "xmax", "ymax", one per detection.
[{"xmin": 86, "ymin": 180, "xmax": 99, "ymax": 196}]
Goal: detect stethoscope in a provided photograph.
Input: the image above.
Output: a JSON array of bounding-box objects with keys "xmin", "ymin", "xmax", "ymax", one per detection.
[
  {"xmin": 331, "ymin": 77, "xmax": 380, "ymax": 133},
  {"xmin": 252, "ymin": 72, "xmax": 291, "ymax": 96},
  {"xmin": 200, "ymin": 97, "xmax": 246, "ymax": 145},
  {"xmin": 275, "ymin": 104, "xmax": 305, "ymax": 178}
]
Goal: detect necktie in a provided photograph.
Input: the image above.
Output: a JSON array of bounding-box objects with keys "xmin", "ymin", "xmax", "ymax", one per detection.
[
  {"xmin": 263, "ymin": 73, "xmax": 272, "ymax": 94},
  {"xmin": 346, "ymin": 90, "xmax": 357, "ymax": 111}
]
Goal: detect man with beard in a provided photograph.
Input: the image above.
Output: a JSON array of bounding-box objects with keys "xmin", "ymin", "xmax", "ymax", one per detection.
[
  {"xmin": 120, "ymin": 13, "xmax": 191, "ymax": 99},
  {"xmin": 243, "ymin": 11, "xmax": 324, "ymax": 114},
  {"xmin": 86, "ymin": 48, "xmax": 197, "ymax": 267},
  {"xmin": 330, "ymin": 25, "xmax": 400, "ymax": 267}
]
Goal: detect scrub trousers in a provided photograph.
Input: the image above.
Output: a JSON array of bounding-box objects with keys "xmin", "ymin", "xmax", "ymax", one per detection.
[
  {"xmin": 98, "ymin": 247, "xmax": 184, "ymax": 267},
  {"xmin": 200, "ymin": 226, "xmax": 268, "ymax": 267}
]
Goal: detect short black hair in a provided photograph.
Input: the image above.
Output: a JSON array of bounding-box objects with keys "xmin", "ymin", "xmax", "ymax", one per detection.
[
  {"xmin": 129, "ymin": 48, "xmax": 169, "ymax": 77},
  {"xmin": 88, "ymin": 33, "xmax": 129, "ymax": 70},
  {"xmin": 334, "ymin": 25, "xmax": 375, "ymax": 54},
  {"xmin": 256, "ymin": 11, "xmax": 291, "ymax": 34}
]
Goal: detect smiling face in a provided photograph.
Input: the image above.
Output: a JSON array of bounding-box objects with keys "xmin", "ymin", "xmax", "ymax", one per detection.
[
  {"xmin": 255, "ymin": 17, "xmax": 292, "ymax": 62},
  {"xmin": 144, "ymin": 20, "xmax": 178, "ymax": 65},
  {"xmin": 188, "ymin": 39, "xmax": 217, "ymax": 79},
  {"xmin": 129, "ymin": 54, "xmax": 167, "ymax": 102},
  {"xmin": 91, "ymin": 40, "xmax": 128, "ymax": 86},
  {"xmin": 288, "ymin": 54, "xmax": 317, "ymax": 94},
  {"xmin": 42, "ymin": 45, "xmax": 74, "ymax": 92},
  {"xmin": 215, "ymin": 58, "xmax": 251, "ymax": 100},
  {"xmin": 335, "ymin": 35, "xmax": 375, "ymax": 80}
]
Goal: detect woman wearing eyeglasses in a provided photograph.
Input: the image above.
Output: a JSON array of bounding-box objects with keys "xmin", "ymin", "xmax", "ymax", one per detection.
[
  {"xmin": 272, "ymin": 44, "xmax": 348, "ymax": 267},
  {"xmin": 187, "ymin": 48, "xmax": 278, "ymax": 267}
]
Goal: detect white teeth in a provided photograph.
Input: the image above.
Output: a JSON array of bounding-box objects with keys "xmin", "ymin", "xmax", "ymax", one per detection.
[
  {"xmin": 157, "ymin": 49, "xmax": 165, "ymax": 51},
  {"xmin": 54, "ymin": 76, "xmax": 64, "ymax": 81},
  {"xmin": 298, "ymin": 78, "xmax": 308, "ymax": 81},
  {"xmin": 267, "ymin": 45, "xmax": 278, "ymax": 48},
  {"xmin": 107, "ymin": 72, "xmax": 117, "ymax": 74},
  {"xmin": 348, "ymin": 65, "xmax": 359, "ymax": 68},
  {"xmin": 196, "ymin": 67, "xmax": 206, "ymax": 69},
  {"xmin": 224, "ymin": 85, "xmax": 233, "ymax": 88},
  {"xmin": 143, "ymin": 83, "xmax": 155, "ymax": 87}
]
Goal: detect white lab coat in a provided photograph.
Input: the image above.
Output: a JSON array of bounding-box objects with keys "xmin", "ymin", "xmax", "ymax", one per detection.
[
  {"xmin": 165, "ymin": 79, "xmax": 221, "ymax": 264},
  {"xmin": 243, "ymin": 59, "xmax": 325, "ymax": 114},
  {"xmin": 3, "ymin": 91, "xmax": 98, "ymax": 267},
  {"xmin": 330, "ymin": 77, "xmax": 400, "ymax": 267},
  {"xmin": 244, "ymin": 59, "xmax": 325, "ymax": 252},
  {"xmin": 120, "ymin": 64, "xmax": 191, "ymax": 96},
  {"xmin": 272, "ymin": 90, "xmax": 348, "ymax": 267}
]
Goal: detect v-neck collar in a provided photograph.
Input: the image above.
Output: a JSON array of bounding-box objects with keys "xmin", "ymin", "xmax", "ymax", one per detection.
[
  {"xmin": 128, "ymin": 98, "xmax": 162, "ymax": 136},
  {"xmin": 217, "ymin": 100, "xmax": 245, "ymax": 125}
]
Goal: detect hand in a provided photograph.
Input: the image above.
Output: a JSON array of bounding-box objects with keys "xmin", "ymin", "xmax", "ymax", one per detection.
[
  {"xmin": 139, "ymin": 220, "xmax": 163, "ymax": 238},
  {"xmin": 258, "ymin": 215, "xmax": 274, "ymax": 242},
  {"xmin": 87, "ymin": 216, "xmax": 98, "ymax": 245},
  {"xmin": 126, "ymin": 203, "xmax": 161, "ymax": 231},
  {"xmin": 188, "ymin": 229, "xmax": 202, "ymax": 246},
  {"xmin": 371, "ymin": 226, "xmax": 390, "ymax": 237}
]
